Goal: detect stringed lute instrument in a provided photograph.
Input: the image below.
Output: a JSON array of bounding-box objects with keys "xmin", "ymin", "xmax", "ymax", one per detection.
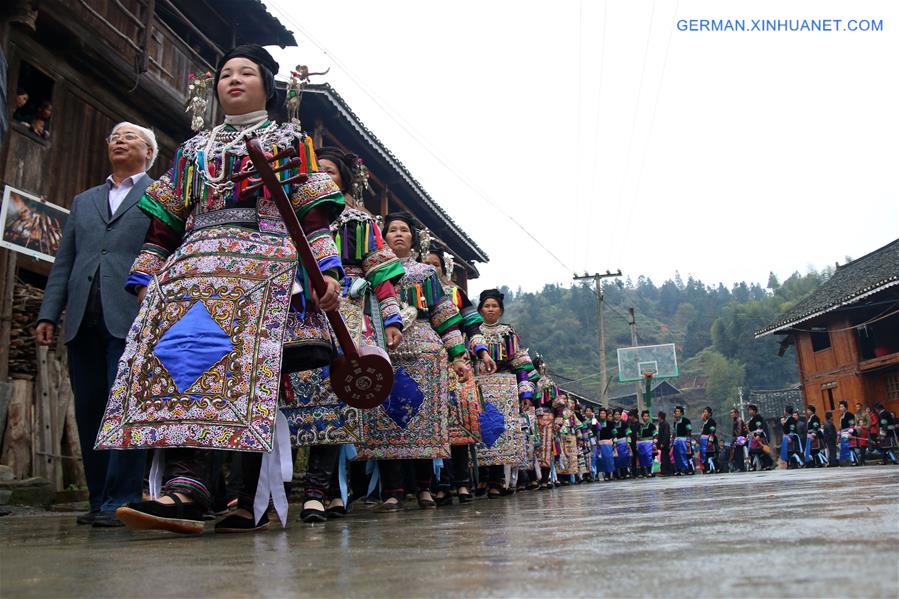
[{"xmin": 231, "ymin": 136, "xmax": 393, "ymax": 409}]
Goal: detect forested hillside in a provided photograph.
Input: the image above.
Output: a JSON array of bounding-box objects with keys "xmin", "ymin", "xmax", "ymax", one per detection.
[{"xmin": 500, "ymin": 269, "xmax": 833, "ymax": 416}]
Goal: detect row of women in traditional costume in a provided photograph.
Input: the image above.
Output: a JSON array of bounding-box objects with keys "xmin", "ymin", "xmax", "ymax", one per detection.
[
  {"xmin": 92, "ymin": 43, "xmax": 548, "ymax": 534},
  {"xmin": 536, "ymin": 402, "xmax": 663, "ymax": 483}
]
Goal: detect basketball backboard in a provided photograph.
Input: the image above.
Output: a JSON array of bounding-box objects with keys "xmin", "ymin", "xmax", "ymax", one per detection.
[{"xmin": 617, "ymin": 343, "xmax": 678, "ymax": 382}]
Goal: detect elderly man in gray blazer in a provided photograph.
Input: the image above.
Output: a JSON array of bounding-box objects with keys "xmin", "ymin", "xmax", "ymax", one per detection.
[{"xmin": 36, "ymin": 122, "xmax": 157, "ymax": 527}]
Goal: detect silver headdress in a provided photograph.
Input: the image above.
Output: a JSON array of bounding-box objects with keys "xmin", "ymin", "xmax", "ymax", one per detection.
[
  {"xmin": 186, "ymin": 71, "xmax": 213, "ymax": 131},
  {"xmin": 285, "ymin": 65, "xmax": 331, "ymax": 127},
  {"xmin": 351, "ymin": 156, "xmax": 372, "ymax": 203},
  {"xmin": 418, "ymin": 227, "xmax": 431, "ymax": 259},
  {"xmin": 442, "ymin": 252, "xmax": 455, "ymax": 279}
]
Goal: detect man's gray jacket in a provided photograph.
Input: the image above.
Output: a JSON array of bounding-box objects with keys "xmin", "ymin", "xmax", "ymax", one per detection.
[{"xmin": 37, "ymin": 174, "xmax": 153, "ymax": 342}]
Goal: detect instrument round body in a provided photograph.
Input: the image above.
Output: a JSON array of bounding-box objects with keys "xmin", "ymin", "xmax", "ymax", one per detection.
[{"xmin": 331, "ymin": 345, "xmax": 394, "ymax": 409}]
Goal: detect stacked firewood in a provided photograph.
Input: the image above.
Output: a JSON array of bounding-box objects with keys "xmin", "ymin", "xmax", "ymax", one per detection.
[{"xmin": 9, "ymin": 280, "xmax": 43, "ymax": 376}]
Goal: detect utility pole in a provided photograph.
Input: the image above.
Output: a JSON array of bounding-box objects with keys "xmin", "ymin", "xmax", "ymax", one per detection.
[
  {"xmin": 628, "ymin": 307, "xmax": 645, "ymax": 413},
  {"xmin": 573, "ymin": 269, "xmax": 621, "ymax": 406},
  {"xmin": 738, "ymin": 386, "xmax": 745, "ymax": 420}
]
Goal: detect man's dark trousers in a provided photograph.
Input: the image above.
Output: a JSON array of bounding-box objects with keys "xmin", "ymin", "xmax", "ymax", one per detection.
[{"xmin": 68, "ymin": 315, "xmax": 145, "ymax": 513}]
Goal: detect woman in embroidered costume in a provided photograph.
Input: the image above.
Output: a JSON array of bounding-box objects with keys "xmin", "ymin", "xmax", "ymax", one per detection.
[
  {"xmin": 512, "ymin": 395, "xmax": 540, "ymax": 491},
  {"xmin": 94, "ymin": 45, "xmax": 345, "ymax": 534},
  {"xmin": 279, "ymin": 147, "xmax": 405, "ymax": 523},
  {"xmin": 556, "ymin": 394, "xmax": 586, "ymax": 484},
  {"xmin": 356, "ymin": 213, "xmax": 488, "ymax": 510},
  {"xmin": 474, "ymin": 289, "xmax": 539, "ymax": 498},
  {"xmin": 423, "ymin": 249, "xmax": 493, "ymax": 505},
  {"xmin": 533, "ymin": 356, "xmax": 560, "ymax": 488}
]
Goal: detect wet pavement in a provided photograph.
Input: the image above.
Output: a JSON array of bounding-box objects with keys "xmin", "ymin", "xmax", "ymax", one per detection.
[{"xmin": 1, "ymin": 466, "xmax": 897, "ymax": 598}]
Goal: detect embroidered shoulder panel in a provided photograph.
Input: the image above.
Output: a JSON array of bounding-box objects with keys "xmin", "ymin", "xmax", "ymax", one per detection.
[
  {"xmin": 397, "ymin": 259, "xmax": 437, "ymax": 288},
  {"xmin": 479, "ymin": 322, "xmax": 515, "ymax": 346}
]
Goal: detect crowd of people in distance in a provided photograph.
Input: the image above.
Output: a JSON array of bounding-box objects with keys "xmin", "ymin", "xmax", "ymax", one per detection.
[{"xmin": 524, "ymin": 397, "xmax": 898, "ymax": 486}]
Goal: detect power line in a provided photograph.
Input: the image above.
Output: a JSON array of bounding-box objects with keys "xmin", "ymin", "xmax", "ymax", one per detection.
[
  {"xmin": 613, "ymin": 0, "xmax": 680, "ymax": 267},
  {"xmin": 605, "ymin": 0, "xmax": 658, "ymax": 263},
  {"xmin": 266, "ymin": 2, "xmax": 573, "ymax": 272},
  {"xmin": 573, "ymin": 0, "xmax": 585, "ymax": 271},
  {"xmin": 791, "ymin": 305, "xmax": 899, "ymax": 333},
  {"xmin": 585, "ymin": 0, "xmax": 610, "ymax": 270},
  {"xmin": 574, "ymin": 269, "xmax": 622, "ymax": 404}
]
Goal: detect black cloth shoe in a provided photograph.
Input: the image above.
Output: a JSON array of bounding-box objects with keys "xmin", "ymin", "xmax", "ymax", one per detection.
[
  {"xmin": 215, "ymin": 512, "xmax": 270, "ymax": 533},
  {"xmin": 434, "ymin": 493, "xmax": 453, "ymax": 507},
  {"xmin": 375, "ymin": 499, "xmax": 403, "ymax": 512},
  {"xmin": 326, "ymin": 500, "xmax": 348, "ymax": 519},
  {"xmin": 76, "ymin": 511, "xmax": 98, "ymax": 525},
  {"xmin": 115, "ymin": 495, "xmax": 206, "ymax": 535},
  {"xmin": 92, "ymin": 511, "xmax": 124, "ymax": 528},
  {"xmin": 300, "ymin": 500, "xmax": 328, "ymax": 523},
  {"xmin": 417, "ymin": 492, "xmax": 436, "ymax": 509},
  {"xmin": 457, "ymin": 491, "xmax": 474, "ymax": 504}
]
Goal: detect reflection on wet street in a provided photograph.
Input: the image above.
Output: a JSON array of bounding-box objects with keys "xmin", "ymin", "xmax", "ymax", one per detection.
[{"xmin": 1, "ymin": 466, "xmax": 897, "ymax": 597}]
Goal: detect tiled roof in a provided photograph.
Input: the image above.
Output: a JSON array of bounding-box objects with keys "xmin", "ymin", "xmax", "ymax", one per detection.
[
  {"xmin": 748, "ymin": 386, "xmax": 802, "ymax": 415},
  {"xmin": 756, "ymin": 238, "xmax": 899, "ymax": 337},
  {"xmin": 219, "ymin": 0, "xmax": 297, "ymax": 48}
]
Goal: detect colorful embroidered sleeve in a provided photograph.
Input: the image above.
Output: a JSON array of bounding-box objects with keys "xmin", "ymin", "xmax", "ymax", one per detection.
[
  {"xmin": 374, "ymin": 281, "xmax": 402, "ymax": 329},
  {"xmin": 304, "ymin": 209, "xmax": 343, "ymax": 281},
  {"xmin": 420, "ymin": 272, "xmax": 464, "ymax": 359},
  {"xmin": 508, "ymin": 331, "xmax": 537, "ymax": 400},
  {"xmin": 451, "ymin": 287, "xmax": 487, "ymax": 356},
  {"xmin": 279, "ymin": 132, "xmax": 344, "ymax": 224},
  {"xmin": 126, "ymin": 169, "xmax": 188, "ymax": 291},
  {"xmin": 356, "ymin": 220, "xmax": 404, "ymax": 329}
]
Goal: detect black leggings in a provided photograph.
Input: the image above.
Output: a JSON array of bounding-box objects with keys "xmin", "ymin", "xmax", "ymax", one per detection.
[
  {"xmin": 379, "ymin": 459, "xmax": 434, "ymax": 501},
  {"xmin": 161, "ymin": 449, "xmax": 261, "ymax": 511},
  {"xmin": 437, "ymin": 445, "xmax": 473, "ymax": 491},
  {"xmin": 304, "ymin": 445, "xmax": 340, "ymax": 502}
]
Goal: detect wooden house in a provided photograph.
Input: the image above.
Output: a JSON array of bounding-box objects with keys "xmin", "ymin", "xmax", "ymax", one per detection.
[
  {"xmin": 0, "ymin": 0, "xmax": 296, "ymax": 490},
  {"xmin": 755, "ymin": 238, "xmax": 899, "ymax": 416}
]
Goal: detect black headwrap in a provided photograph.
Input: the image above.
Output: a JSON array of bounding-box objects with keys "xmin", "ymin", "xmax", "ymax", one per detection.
[
  {"xmin": 478, "ymin": 289, "xmax": 505, "ymax": 313},
  {"xmin": 215, "ymin": 44, "xmax": 279, "ymax": 110},
  {"xmin": 381, "ymin": 212, "xmax": 419, "ymax": 250},
  {"xmin": 315, "ymin": 146, "xmax": 356, "ymax": 194}
]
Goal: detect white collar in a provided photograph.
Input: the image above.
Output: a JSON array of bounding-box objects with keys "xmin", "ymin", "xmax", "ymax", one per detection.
[
  {"xmin": 224, "ymin": 110, "xmax": 269, "ymax": 127},
  {"xmin": 106, "ymin": 172, "xmax": 145, "ymax": 187}
]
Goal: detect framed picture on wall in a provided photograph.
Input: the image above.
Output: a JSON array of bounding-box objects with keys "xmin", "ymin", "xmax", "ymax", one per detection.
[{"xmin": 0, "ymin": 185, "xmax": 69, "ymax": 263}]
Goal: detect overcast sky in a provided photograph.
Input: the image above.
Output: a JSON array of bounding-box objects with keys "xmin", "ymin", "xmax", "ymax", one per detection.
[{"xmin": 264, "ymin": 0, "xmax": 898, "ymax": 295}]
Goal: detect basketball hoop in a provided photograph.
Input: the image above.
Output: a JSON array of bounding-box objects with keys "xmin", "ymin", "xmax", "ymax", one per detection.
[{"xmin": 616, "ymin": 344, "xmax": 677, "ymax": 383}]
